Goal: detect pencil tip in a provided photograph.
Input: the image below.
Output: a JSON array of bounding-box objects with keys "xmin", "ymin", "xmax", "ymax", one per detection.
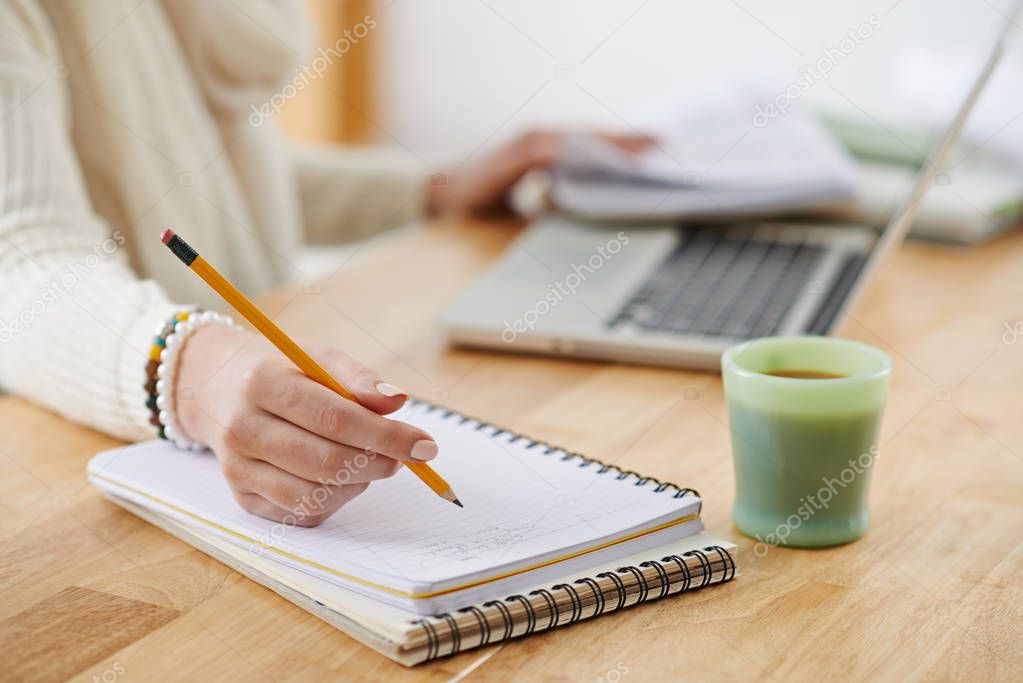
[
  {"xmin": 160, "ymin": 228, "xmax": 175, "ymax": 245},
  {"xmin": 452, "ymin": 499, "xmax": 464, "ymax": 508}
]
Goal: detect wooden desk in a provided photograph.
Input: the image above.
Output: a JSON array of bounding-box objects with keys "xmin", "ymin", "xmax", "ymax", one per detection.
[{"xmin": 2, "ymin": 219, "xmax": 1022, "ymax": 682}]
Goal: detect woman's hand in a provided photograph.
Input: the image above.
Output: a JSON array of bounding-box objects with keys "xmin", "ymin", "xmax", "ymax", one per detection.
[
  {"xmin": 174, "ymin": 324, "xmax": 434, "ymax": 527},
  {"xmin": 426, "ymin": 129, "xmax": 652, "ymax": 216}
]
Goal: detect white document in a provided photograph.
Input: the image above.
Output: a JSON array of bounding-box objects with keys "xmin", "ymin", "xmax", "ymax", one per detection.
[{"xmin": 551, "ymin": 84, "xmax": 858, "ymax": 219}]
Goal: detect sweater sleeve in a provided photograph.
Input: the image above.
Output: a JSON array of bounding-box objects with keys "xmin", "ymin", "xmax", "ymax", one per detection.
[
  {"xmin": 292, "ymin": 143, "xmax": 431, "ymax": 244},
  {"xmin": 0, "ymin": 8, "xmax": 182, "ymax": 440}
]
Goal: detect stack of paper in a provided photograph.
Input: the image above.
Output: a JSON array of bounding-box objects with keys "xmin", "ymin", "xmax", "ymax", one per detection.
[
  {"xmin": 550, "ymin": 88, "xmax": 858, "ymax": 220},
  {"xmin": 88, "ymin": 400, "xmax": 737, "ymax": 665}
]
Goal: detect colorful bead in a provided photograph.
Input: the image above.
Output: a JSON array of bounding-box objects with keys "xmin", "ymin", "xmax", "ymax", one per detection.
[{"xmin": 146, "ymin": 309, "xmax": 234, "ymax": 452}]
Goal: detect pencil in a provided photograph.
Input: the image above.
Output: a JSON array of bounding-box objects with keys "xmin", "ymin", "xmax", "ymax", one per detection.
[{"xmin": 159, "ymin": 229, "xmax": 462, "ymax": 508}]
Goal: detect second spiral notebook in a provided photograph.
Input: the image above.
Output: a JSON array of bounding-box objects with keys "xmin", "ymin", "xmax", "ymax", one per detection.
[{"xmin": 88, "ymin": 399, "xmax": 736, "ymax": 661}]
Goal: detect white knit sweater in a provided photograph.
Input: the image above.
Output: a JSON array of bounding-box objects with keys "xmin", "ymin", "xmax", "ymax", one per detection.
[{"xmin": 0, "ymin": 0, "xmax": 427, "ymax": 439}]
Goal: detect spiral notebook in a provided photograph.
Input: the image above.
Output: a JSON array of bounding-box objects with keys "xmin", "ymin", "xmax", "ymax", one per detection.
[{"xmin": 87, "ymin": 400, "xmax": 737, "ymax": 664}]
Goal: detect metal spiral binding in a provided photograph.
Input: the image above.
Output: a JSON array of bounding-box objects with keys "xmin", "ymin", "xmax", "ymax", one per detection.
[
  {"xmin": 528, "ymin": 588, "xmax": 559, "ymax": 629},
  {"xmin": 457, "ymin": 605, "xmax": 490, "ymax": 646},
  {"xmin": 617, "ymin": 565, "xmax": 650, "ymax": 604},
  {"xmin": 552, "ymin": 583, "xmax": 584, "ymax": 624},
  {"xmin": 575, "ymin": 576, "xmax": 605, "ymax": 616},
  {"xmin": 418, "ymin": 617, "xmax": 440, "ymax": 661},
  {"xmin": 416, "ymin": 545, "xmax": 736, "ymax": 661},
  {"xmin": 482, "ymin": 600, "xmax": 514, "ymax": 642},
  {"xmin": 440, "ymin": 612, "xmax": 460, "ymax": 655},
  {"xmin": 596, "ymin": 570, "xmax": 628, "ymax": 612},
  {"xmin": 708, "ymin": 545, "xmax": 737, "ymax": 582},
  {"xmin": 683, "ymin": 549, "xmax": 714, "ymax": 589},
  {"xmin": 640, "ymin": 559, "xmax": 672, "ymax": 599},
  {"xmin": 507, "ymin": 594, "xmax": 538, "ymax": 635},
  {"xmin": 661, "ymin": 553, "xmax": 694, "ymax": 593},
  {"xmin": 411, "ymin": 399, "xmax": 700, "ymax": 504}
]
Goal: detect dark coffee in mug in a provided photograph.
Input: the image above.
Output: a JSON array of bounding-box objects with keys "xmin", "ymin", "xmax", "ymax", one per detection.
[{"xmin": 761, "ymin": 369, "xmax": 847, "ymax": 380}]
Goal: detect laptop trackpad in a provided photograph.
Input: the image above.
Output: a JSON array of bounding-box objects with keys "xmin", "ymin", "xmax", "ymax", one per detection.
[{"xmin": 444, "ymin": 217, "xmax": 678, "ymax": 337}]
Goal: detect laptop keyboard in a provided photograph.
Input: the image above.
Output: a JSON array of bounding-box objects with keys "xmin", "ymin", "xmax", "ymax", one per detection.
[{"xmin": 609, "ymin": 227, "xmax": 825, "ymax": 339}]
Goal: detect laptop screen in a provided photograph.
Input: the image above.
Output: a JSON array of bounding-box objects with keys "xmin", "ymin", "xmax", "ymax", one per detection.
[{"xmin": 862, "ymin": 4, "xmax": 1018, "ymax": 268}]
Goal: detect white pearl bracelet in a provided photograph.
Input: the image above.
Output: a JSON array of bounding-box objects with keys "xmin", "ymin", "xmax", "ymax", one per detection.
[{"xmin": 155, "ymin": 310, "xmax": 241, "ymax": 451}]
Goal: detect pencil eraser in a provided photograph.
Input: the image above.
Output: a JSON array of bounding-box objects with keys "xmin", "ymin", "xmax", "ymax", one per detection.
[{"xmin": 160, "ymin": 228, "xmax": 175, "ymax": 245}]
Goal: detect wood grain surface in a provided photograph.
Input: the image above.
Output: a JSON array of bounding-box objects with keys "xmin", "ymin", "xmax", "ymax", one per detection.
[{"xmin": 1, "ymin": 218, "xmax": 1021, "ymax": 682}]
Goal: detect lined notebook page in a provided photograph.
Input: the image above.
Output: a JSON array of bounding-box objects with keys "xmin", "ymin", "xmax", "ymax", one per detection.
[{"xmin": 89, "ymin": 401, "xmax": 699, "ymax": 594}]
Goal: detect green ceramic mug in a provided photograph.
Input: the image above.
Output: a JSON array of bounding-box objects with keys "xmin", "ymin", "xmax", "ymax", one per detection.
[{"xmin": 721, "ymin": 336, "xmax": 892, "ymax": 548}]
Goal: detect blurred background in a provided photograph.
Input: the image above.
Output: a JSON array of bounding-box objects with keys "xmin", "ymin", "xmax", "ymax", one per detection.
[{"xmin": 281, "ymin": 0, "xmax": 1023, "ymax": 170}]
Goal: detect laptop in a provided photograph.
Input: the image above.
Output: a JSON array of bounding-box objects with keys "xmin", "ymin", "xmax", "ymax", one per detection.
[{"xmin": 442, "ymin": 13, "xmax": 1015, "ymax": 370}]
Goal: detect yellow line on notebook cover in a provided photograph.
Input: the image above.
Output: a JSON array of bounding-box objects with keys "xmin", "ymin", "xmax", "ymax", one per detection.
[{"xmin": 90, "ymin": 472, "xmax": 699, "ymax": 599}]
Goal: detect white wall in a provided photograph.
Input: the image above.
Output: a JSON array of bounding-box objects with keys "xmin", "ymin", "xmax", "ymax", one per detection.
[{"xmin": 372, "ymin": 0, "xmax": 1022, "ymax": 169}]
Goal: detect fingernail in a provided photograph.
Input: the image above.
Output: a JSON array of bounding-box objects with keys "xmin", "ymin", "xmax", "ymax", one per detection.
[
  {"xmin": 410, "ymin": 439, "xmax": 438, "ymax": 461},
  {"xmin": 376, "ymin": 382, "xmax": 407, "ymax": 397}
]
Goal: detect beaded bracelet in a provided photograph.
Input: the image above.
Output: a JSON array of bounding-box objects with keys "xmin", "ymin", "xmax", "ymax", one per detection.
[
  {"xmin": 145, "ymin": 311, "xmax": 191, "ymax": 441},
  {"xmin": 145, "ymin": 310, "xmax": 240, "ymax": 450}
]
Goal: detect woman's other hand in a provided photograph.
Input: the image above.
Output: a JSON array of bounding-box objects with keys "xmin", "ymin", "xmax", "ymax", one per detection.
[{"xmin": 425, "ymin": 129, "xmax": 652, "ymax": 216}]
